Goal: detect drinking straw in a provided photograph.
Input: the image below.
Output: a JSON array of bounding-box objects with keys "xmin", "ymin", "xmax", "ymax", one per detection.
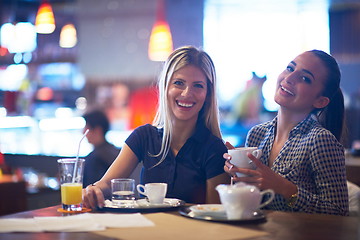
[{"xmin": 72, "ymin": 129, "xmax": 89, "ymax": 183}]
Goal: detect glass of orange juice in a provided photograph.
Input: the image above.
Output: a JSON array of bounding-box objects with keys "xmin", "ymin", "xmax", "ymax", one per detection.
[{"xmin": 57, "ymin": 158, "xmax": 85, "ymax": 211}]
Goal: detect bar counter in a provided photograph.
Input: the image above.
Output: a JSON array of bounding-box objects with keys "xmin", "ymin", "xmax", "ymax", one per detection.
[{"xmin": 0, "ymin": 205, "xmax": 358, "ymax": 240}]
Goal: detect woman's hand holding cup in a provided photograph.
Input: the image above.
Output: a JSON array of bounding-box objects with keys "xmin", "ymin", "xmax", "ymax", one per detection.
[
  {"xmin": 224, "ymin": 147, "xmax": 264, "ymax": 188},
  {"xmin": 226, "ymin": 147, "xmax": 262, "ymax": 177}
]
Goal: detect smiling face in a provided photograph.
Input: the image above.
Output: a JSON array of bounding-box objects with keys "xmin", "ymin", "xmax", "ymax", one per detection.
[
  {"xmin": 274, "ymin": 51, "xmax": 330, "ymax": 114},
  {"xmin": 167, "ymin": 65, "xmax": 208, "ymax": 124}
]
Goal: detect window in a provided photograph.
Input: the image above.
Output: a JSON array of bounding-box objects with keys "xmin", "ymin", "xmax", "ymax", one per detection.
[{"xmin": 204, "ymin": 0, "xmax": 329, "ymax": 111}]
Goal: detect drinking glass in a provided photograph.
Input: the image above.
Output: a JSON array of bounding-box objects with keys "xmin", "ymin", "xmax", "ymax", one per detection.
[
  {"xmin": 111, "ymin": 178, "xmax": 136, "ymax": 206},
  {"xmin": 58, "ymin": 158, "xmax": 85, "ymax": 211}
]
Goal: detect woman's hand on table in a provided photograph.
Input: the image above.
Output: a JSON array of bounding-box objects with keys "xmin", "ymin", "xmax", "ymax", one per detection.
[{"xmin": 83, "ymin": 184, "xmax": 105, "ymax": 209}]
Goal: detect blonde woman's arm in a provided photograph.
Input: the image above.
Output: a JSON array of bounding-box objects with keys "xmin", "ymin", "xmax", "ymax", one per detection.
[{"xmin": 82, "ymin": 144, "xmax": 139, "ymax": 209}]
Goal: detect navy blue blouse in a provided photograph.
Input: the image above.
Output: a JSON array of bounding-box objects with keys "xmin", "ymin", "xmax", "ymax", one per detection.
[{"xmin": 125, "ymin": 123, "xmax": 227, "ymax": 203}]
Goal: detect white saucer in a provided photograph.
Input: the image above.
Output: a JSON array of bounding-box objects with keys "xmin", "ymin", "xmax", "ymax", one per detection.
[
  {"xmin": 136, "ymin": 198, "xmax": 182, "ymax": 207},
  {"xmin": 104, "ymin": 198, "xmax": 184, "ymax": 209},
  {"xmin": 180, "ymin": 204, "xmax": 266, "ymax": 222}
]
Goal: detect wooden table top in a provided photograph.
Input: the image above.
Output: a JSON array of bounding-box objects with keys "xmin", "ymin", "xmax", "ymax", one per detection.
[{"xmin": 0, "ymin": 205, "xmax": 358, "ymax": 240}]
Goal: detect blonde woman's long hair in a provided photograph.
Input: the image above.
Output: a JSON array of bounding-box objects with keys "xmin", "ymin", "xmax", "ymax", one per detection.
[{"xmin": 151, "ymin": 46, "xmax": 222, "ymax": 167}]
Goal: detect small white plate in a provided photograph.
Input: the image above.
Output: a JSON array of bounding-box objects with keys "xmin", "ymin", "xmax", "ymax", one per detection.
[
  {"xmin": 180, "ymin": 205, "xmax": 265, "ymax": 222},
  {"xmin": 189, "ymin": 204, "xmax": 226, "ymax": 218}
]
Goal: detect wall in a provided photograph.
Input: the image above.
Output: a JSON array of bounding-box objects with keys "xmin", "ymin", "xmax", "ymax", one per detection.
[
  {"xmin": 77, "ymin": 0, "xmax": 204, "ymax": 81},
  {"xmin": 330, "ymin": 3, "xmax": 360, "ymax": 146}
]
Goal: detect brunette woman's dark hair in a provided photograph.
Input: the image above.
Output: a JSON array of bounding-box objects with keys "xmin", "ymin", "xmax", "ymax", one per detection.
[{"xmin": 310, "ymin": 50, "xmax": 345, "ymax": 142}]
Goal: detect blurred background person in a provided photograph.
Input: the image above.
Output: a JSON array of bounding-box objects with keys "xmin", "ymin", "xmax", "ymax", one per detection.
[
  {"xmin": 231, "ymin": 72, "xmax": 267, "ymax": 128},
  {"xmin": 82, "ymin": 110, "xmax": 120, "ymax": 187}
]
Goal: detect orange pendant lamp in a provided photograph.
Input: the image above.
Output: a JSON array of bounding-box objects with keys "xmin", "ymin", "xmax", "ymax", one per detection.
[
  {"xmin": 35, "ymin": 0, "xmax": 56, "ymax": 34},
  {"xmin": 148, "ymin": 0, "xmax": 173, "ymax": 61}
]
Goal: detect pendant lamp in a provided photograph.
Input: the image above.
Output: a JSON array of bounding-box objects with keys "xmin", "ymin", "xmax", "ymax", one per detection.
[
  {"xmin": 35, "ymin": 0, "xmax": 56, "ymax": 34},
  {"xmin": 59, "ymin": 23, "xmax": 77, "ymax": 48},
  {"xmin": 148, "ymin": 0, "xmax": 173, "ymax": 61}
]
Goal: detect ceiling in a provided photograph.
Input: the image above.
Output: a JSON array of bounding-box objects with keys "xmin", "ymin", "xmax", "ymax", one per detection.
[{"xmin": 0, "ymin": 0, "xmax": 76, "ymax": 26}]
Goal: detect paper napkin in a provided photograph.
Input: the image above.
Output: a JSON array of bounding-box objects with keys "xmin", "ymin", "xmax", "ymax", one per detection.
[{"xmin": 0, "ymin": 213, "xmax": 154, "ymax": 233}]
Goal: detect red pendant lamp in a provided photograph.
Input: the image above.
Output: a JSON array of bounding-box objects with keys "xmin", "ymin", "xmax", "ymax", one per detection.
[
  {"xmin": 35, "ymin": 0, "xmax": 56, "ymax": 34},
  {"xmin": 148, "ymin": 0, "xmax": 173, "ymax": 61}
]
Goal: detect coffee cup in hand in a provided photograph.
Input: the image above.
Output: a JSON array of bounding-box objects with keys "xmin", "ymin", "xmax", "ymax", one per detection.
[{"xmin": 228, "ymin": 147, "xmax": 262, "ymax": 177}]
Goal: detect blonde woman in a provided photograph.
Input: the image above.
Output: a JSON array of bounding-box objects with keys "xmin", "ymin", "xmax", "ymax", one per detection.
[{"xmin": 83, "ymin": 46, "xmax": 230, "ymax": 208}]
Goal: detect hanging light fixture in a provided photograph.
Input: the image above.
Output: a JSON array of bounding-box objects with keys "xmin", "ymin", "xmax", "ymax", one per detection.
[
  {"xmin": 59, "ymin": 23, "xmax": 77, "ymax": 48},
  {"xmin": 35, "ymin": 0, "xmax": 56, "ymax": 34},
  {"xmin": 148, "ymin": 0, "xmax": 173, "ymax": 61}
]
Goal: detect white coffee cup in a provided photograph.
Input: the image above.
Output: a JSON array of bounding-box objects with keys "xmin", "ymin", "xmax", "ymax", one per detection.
[
  {"xmin": 136, "ymin": 183, "xmax": 168, "ymax": 204},
  {"xmin": 228, "ymin": 147, "xmax": 262, "ymax": 177},
  {"xmin": 216, "ymin": 182, "xmax": 275, "ymax": 220}
]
